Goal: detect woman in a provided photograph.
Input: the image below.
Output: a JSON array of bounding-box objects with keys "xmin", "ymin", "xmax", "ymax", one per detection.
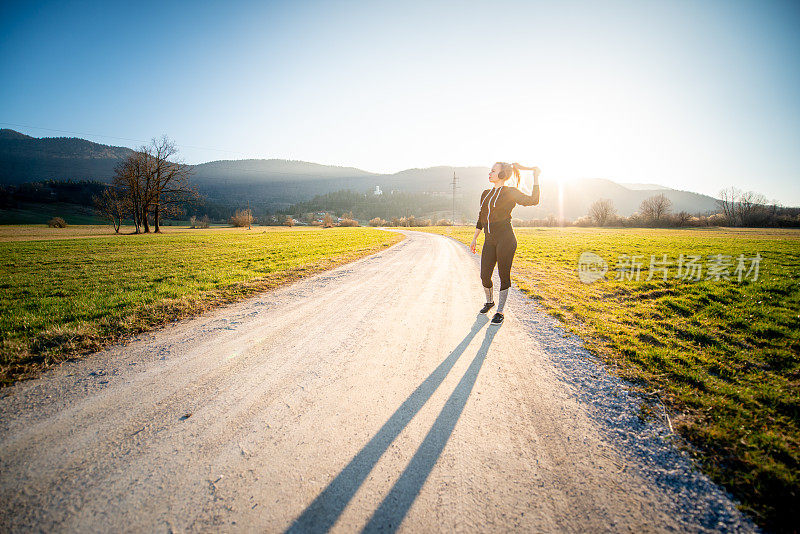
[{"xmin": 469, "ymin": 162, "xmax": 541, "ymax": 325}]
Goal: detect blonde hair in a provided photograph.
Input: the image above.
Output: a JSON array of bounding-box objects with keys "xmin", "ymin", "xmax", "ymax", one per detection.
[{"xmin": 496, "ymin": 162, "xmax": 521, "ymax": 187}]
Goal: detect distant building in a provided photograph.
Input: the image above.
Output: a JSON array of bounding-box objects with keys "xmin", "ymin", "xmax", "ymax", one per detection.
[{"xmin": 374, "ymin": 185, "xmax": 383, "ymax": 195}]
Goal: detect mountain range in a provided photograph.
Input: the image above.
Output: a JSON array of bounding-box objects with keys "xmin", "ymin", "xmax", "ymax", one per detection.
[{"xmin": 0, "ymin": 129, "xmax": 723, "ymax": 219}]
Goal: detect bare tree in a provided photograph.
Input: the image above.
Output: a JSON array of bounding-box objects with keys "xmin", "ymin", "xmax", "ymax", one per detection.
[
  {"xmin": 93, "ymin": 187, "xmax": 125, "ymax": 233},
  {"xmin": 768, "ymin": 199, "xmax": 782, "ymax": 227},
  {"xmin": 736, "ymin": 190, "xmax": 769, "ymax": 226},
  {"xmin": 230, "ymin": 209, "xmax": 254, "ymax": 227},
  {"xmin": 717, "ymin": 186, "xmax": 739, "ymax": 226},
  {"xmin": 716, "ymin": 187, "xmax": 773, "ymax": 226},
  {"xmin": 110, "ymin": 136, "xmax": 197, "ymax": 234},
  {"xmin": 675, "ymin": 210, "xmax": 691, "ymax": 227},
  {"xmin": 112, "ymin": 151, "xmax": 148, "ymax": 233},
  {"xmin": 640, "ymin": 193, "xmax": 673, "ymax": 225},
  {"xmin": 139, "ymin": 136, "xmax": 197, "ymax": 233},
  {"xmin": 588, "ymin": 199, "xmax": 617, "ymax": 226}
]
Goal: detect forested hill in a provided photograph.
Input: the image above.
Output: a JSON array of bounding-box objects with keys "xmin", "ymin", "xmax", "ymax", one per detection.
[
  {"xmin": 0, "ymin": 129, "xmax": 134, "ymax": 184},
  {"xmin": 0, "ymin": 129, "xmax": 723, "ymax": 217}
]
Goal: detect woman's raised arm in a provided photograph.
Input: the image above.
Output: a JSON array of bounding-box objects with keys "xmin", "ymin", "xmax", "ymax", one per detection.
[
  {"xmin": 510, "ymin": 183, "xmax": 540, "ymax": 206},
  {"xmin": 510, "ymin": 164, "xmax": 541, "ymax": 206}
]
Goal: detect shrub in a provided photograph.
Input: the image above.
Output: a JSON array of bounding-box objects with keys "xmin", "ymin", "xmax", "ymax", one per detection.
[
  {"xmin": 339, "ymin": 218, "xmax": 359, "ymax": 227},
  {"xmin": 639, "ymin": 193, "xmax": 673, "ymax": 225},
  {"xmin": 675, "ymin": 211, "xmax": 692, "ymax": 227},
  {"xmin": 230, "ymin": 209, "xmax": 254, "ymax": 227},
  {"xmin": 190, "ymin": 215, "xmax": 211, "ymax": 228},
  {"xmin": 284, "ymin": 216, "xmax": 295, "ymax": 227},
  {"xmin": 623, "ymin": 212, "xmax": 644, "ymax": 227},
  {"xmin": 588, "ymin": 199, "xmax": 617, "ymax": 226},
  {"xmin": 705, "ymin": 213, "xmax": 727, "ymax": 227},
  {"xmin": 369, "ymin": 217, "xmax": 388, "ymax": 227},
  {"xmin": 47, "ymin": 217, "xmax": 67, "ymax": 228},
  {"xmin": 322, "ymin": 213, "xmax": 334, "ymax": 228},
  {"xmin": 776, "ymin": 213, "xmax": 800, "ymax": 227},
  {"xmin": 512, "ymin": 215, "xmax": 567, "ymax": 227},
  {"xmin": 435, "ymin": 219, "xmax": 453, "ymax": 226},
  {"xmin": 390, "ymin": 217, "xmax": 401, "ymax": 227}
]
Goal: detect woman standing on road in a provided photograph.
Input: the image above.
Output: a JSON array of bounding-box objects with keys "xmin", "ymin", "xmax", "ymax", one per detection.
[{"xmin": 469, "ymin": 162, "xmax": 541, "ymax": 325}]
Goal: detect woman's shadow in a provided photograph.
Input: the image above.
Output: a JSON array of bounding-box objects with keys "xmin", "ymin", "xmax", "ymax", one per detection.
[{"xmin": 286, "ymin": 315, "xmax": 499, "ymax": 533}]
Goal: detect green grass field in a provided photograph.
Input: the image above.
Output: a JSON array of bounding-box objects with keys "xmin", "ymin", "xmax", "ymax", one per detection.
[
  {"xmin": 2, "ymin": 222, "xmax": 796, "ymax": 530},
  {"xmin": 421, "ymin": 225, "xmax": 799, "ymax": 532},
  {"xmin": 0, "ymin": 202, "xmax": 108, "ymax": 225},
  {"xmin": 0, "ymin": 225, "xmax": 403, "ymax": 386}
]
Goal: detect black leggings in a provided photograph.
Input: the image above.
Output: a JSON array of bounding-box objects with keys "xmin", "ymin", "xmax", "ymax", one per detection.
[{"xmin": 480, "ymin": 225, "xmax": 517, "ymax": 291}]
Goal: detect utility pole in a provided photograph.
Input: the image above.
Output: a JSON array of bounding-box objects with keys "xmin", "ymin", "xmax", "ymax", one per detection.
[{"xmin": 451, "ymin": 171, "xmax": 459, "ymax": 225}]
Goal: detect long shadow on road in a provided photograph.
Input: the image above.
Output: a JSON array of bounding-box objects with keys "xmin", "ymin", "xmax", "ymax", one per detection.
[
  {"xmin": 362, "ymin": 325, "xmax": 499, "ymax": 533},
  {"xmin": 286, "ymin": 315, "xmax": 495, "ymax": 533}
]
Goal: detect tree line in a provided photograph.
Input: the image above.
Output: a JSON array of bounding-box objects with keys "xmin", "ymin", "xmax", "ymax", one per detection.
[
  {"xmin": 576, "ymin": 190, "xmax": 800, "ymax": 228},
  {"xmin": 93, "ymin": 136, "xmax": 199, "ymax": 233},
  {"xmin": 279, "ymin": 189, "xmax": 466, "ymax": 222},
  {"xmin": 0, "ymin": 179, "xmax": 106, "ymax": 210},
  {"xmin": 9, "ymin": 166, "xmax": 797, "ymax": 229}
]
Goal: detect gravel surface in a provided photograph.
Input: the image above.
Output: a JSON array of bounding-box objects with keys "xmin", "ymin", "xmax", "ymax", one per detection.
[{"xmin": 0, "ymin": 229, "xmax": 759, "ymax": 533}]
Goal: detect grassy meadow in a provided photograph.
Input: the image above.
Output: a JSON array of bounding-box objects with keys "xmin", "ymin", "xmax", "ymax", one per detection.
[
  {"xmin": 0, "ymin": 225, "xmax": 403, "ymax": 386},
  {"xmin": 0, "ymin": 202, "xmax": 108, "ymax": 225},
  {"xmin": 1, "ymin": 221, "xmax": 796, "ymax": 529},
  {"xmin": 421, "ymin": 225, "xmax": 799, "ymax": 532}
]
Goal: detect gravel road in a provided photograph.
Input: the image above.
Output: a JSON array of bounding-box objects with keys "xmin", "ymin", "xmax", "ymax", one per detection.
[{"xmin": 0, "ymin": 229, "xmax": 758, "ymax": 533}]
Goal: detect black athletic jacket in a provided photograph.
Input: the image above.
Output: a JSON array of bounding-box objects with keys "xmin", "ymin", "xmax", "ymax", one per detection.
[{"xmin": 476, "ymin": 184, "xmax": 540, "ymax": 233}]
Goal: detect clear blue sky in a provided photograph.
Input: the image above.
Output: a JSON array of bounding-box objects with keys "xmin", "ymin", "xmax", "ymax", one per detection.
[{"xmin": 1, "ymin": 0, "xmax": 799, "ymax": 204}]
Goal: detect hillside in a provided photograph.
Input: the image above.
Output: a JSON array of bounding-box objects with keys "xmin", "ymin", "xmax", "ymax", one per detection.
[
  {"xmin": 192, "ymin": 159, "xmax": 378, "ymax": 183},
  {"xmin": 0, "ymin": 129, "xmax": 722, "ymax": 218},
  {"xmin": 0, "ymin": 129, "xmax": 134, "ymax": 184},
  {"xmin": 510, "ymin": 178, "xmax": 720, "ymax": 219}
]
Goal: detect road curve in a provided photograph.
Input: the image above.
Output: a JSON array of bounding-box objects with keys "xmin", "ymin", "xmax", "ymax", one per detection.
[{"xmin": 0, "ymin": 229, "xmax": 756, "ymax": 533}]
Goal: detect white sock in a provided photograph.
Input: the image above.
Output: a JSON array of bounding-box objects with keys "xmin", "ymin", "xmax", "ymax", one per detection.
[
  {"xmin": 484, "ymin": 286, "xmax": 493, "ymax": 303},
  {"xmin": 497, "ymin": 288, "xmax": 509, "ymax": 313}
]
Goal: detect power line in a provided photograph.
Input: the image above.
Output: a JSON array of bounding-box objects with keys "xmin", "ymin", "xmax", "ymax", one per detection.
[{"xmin": 451, "ymin": 171, "xmax": 459, "ymax": 225}]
